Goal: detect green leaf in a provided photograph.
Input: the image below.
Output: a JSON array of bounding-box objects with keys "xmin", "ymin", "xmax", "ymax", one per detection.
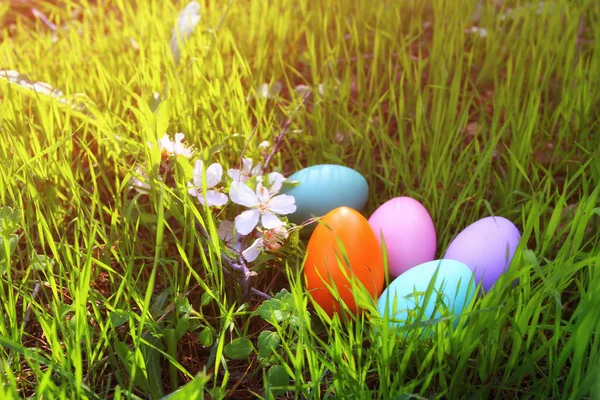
[
  {"xmin": 28, "ymin": 253, "xmax": 54, "ymax": 272},
  {"xmin": 188, "ymin": 318, "xmax": 203, "ymax": 332},
  {"xmin": 256, "ymin": 289, "xmax": 300, "ymax": 326},
  {"xmin": 523, "ymin": 249, "xmax": 539, "ymax": 266},
  {"xmin": 57, "ymin": 303, "xmax": 73, "ymax": 319},
  {"xmin": 148, "ymin": 91, "xmax": 162, "ymax": 113},
  {"xmin": 198, "ymin": 327, "xmax": 214, "ymax": 347},
  {"xmin": 267, "ymin": 365, "xmax": 289, "ymax": 397},
  {"xmin": 0, "ymin": 206, "xmax": 19, "ymax": 233},
  {"xmin": 154, "ymin": 98, "xmax": 171, "ymax": 136},
  {"xmin": 175, "ymin": 297, "xmax": 192, "ymax": 316},
  {"xmin": 258, "ymin": 331, "xmax": 280, "ymax": 359},
  {"xmin": 322, "ymin": 151, "xmax": 343, "ymax": 164},
  {"xmin": 142, "ymin": 333, "xmax": 166, "ymax": 399},
  {"xmin": 164, "ymin": 328, "xmax": 179, "ymax": 390},
  {"xmin": 151, "ymin": 289, "xmax": 171, "ymax": 316},
  {"xmin": 175, "ymin": 317, "xmax": 191, "ymax": 340},
  {"xmin": 257, "ymin": 298, "xmax": 284, "ymax": 324},
  {"xmin": 0, "ymin": 234, "xmax": 18, "ymax": 270},
  {"xmin": 160, "ymin": 371, "xmax": 211, "ymax": 400},
  {"xmin": 282, "ymin": 179, "xmax": 300, "ymax": 188},
  {"xmin": 114, "ymin": 341, "xmax": 135, "ymax": 378},
  {"xmin": 274, "ymin": 289, "xmax": 290, "ymax": 300},
  {"xmin": 207, "ymin": 387, "xmax": 225, "ymax": 400},
  {"xmin": 109, "ymin": 310, "xmax": 130, "ymax": 328},
  {"xmin": 223, "ymin": 337, "xmax": 254, "ymax": 360},
  {"xmin": 174, "ymin": 156, "xmax": 194, "ymax": 181},
  {"xmin": 207, "ymin": 143, "xmax": 226, "ymax": 158},
  {"xmin": 201, "ymin": 292, "xmax": 214, "ymax": 306}
]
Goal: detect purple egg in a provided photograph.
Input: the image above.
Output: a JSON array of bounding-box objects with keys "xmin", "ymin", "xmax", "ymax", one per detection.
[
  {"xmin": 443, "ymin": 216, "xmax": 521, "ymax": 291},
  {"xmin": 368, "ymin": 197, "xmax": 437, "ymax": 278}
]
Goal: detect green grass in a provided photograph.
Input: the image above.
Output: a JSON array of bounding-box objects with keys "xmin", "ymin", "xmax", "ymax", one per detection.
[{"xmin": 1, "ymin": 0, "xmax": 600, "ymax": 398}]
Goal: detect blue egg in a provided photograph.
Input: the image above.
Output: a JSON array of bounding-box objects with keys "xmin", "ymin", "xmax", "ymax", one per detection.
[
  {"xmin": 282, "ymin": 164, "xmax": 369, "ymax": 224},
  {"xmin": 378, "ymin": 259, "xmax": 476, "ymax": 334}
]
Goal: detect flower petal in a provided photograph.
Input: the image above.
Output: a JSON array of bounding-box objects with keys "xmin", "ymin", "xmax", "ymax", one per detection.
[
  {"xmin": 159, "ymin": 134, "xmax": 174, "ymax": 153},
  {"xmin": 205, "ymin": 190, "xmax": 228, "ymax": 207},
  {"xmin": 258, "ymin": 140, "xmax": 270, "ymax": 150},
  {"xmin": 242, "ymin": 238, "xmax": 264, "ymax": 262},
  {"xmin": 267, "ymin": 194, "xmax": 297, "ymax": 215},
  {"xmin": 192, "ymin": 160, "xmax": 204, "ymax": 186},
  {"xmin": 229, "ymin": 181, "xmax": 259, "ymax": 207},
  {"xmin": 256, "ymin": 183, "xmax": 271, "ymax": 204},
  {"xmin": 267, "ymin": 172, "xmax": 285, "ymax": 194},
  {"xmin": 205, "ymin": 163, "xmax": 223, "ymax": 188},
  {"xmin": 131, "ymin": 177, "xmax": 151, "ymax": 193},
  {"xmin": 233, "ymin": 237, "xmax": 244, "ymax": 252},
  {"xmin": 242, "ymin": 158, "xmax": 253, "ymax": 175},
  {"xmin": 235, "ymin": 209, "xmax": 260, "ymax": 235},
  {"xmin": 174, "ymin": 132, "xmax": 185, "ymax": 143},
  {"xmin": 227, "ymin": 168, "xmax": 244, "ymax": 182},
  {"xmin": 218, "ymin": 220, "xmax": 234, "ymax": 242},
  {"xmin": 187, "ymin": 181, "xmax": 198, "ymax": 197},
  {"xmin": 261, "ymin": 212, "xmax": 284, "ymax": 230},
  {"xmin": 131, "ymin": 166, "xmax": 151, "ymax": 193},
  {"xmin": 251, "ymin": 162, "xmax": 263, "ymax": 176}
]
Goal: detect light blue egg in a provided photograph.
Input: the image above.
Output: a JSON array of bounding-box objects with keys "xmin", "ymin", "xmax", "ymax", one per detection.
[
  {"xmin": 378, "ymin": 259, "xmax": 476, "ymax": 334},
  {"xmin": 282, "ymin": 164, "xmax": 369, "ymax": 224}
]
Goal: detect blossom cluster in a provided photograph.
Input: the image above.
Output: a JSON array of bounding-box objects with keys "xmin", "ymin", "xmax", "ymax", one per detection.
[{"xmin": 130, "ymin": 133, "xmax": 297, "ymax": 263}]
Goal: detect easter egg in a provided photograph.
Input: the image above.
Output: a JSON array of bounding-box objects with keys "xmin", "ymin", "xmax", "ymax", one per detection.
[
  {"xmin": 304, "ymin": 207, "xmax": 385, "ymax": 316},
  {"xmin": 282, "ymin": 164, "xmax": 369, "ymax": 225},
  {"xmin": 378, "ymin": 259, "xmax": 475, "ymax": 331},
  {"xmin": 368, "ymin": 197, "xmax": 436, "ymax": 278},
  {"xmin": 443, "ymin": 216, "xmax": 521, "ymax": 292}
]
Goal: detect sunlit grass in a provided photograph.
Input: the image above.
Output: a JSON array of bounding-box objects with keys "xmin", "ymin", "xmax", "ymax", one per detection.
[{"xmin": 1, "ymin": 0, "xmax": 599, "ymax": 398}]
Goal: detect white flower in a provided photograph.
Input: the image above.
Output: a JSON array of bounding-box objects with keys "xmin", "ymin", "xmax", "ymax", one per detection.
[
  {"xmin": 467, "ymin": 26, "xmax": 488, "ymax": 38},
  {"xmin": 241, "ymin": 226, "xmax": 289, "ymax": 262},
  {"xmin": 170, "ymin": 1, "xmax": 201, "ymax": 62},
  {"xmin": 247, "ymin": 82, "xmax": 282, "ymax": 101},
  {"xmin": 188, "ymin": 160, "xmax": 228, "ymax": 206},
  {"xmin": 227, "ymin": 158, "xmax": 263, "ymax": 183},
  {"xmin": 229, "ymin": 181, "xmax": 296, "ymax": 235},
  {"xmin": 261, "ymin": 172, "xmax": 286, "ymax": 195},
  {"xmin": 217, "ymin": 220, "xmax": 244, "ymax": 252},
  {"xmin": 294, "ymin": 84, "xmax": 311, "ymax": 96},
  {"xmin": 317, "ymin": 83, "xmax": 325, "ymax": 96},
  {"xmin": 129, "ymin": 165, "xmax": 155, "ymax": 194},
  {"xmin": 258, "ymin": 140, "xmax": 270, "ymax": 151},
  {"xmin": 242, "ymin": 237, "xmax": 264, "ymax": 262},
  {"xmin": 159, "ymin": 133, "xmax": 194, "ymax": 158}
]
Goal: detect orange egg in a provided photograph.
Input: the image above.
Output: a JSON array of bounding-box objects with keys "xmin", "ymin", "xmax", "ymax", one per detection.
[{"xmin": 304, "ymin": 207, "xmax": 385, "ymax": 316}]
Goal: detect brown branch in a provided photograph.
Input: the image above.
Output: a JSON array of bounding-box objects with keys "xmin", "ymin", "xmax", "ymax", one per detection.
[
  {"xmin": 23, "ymin": 281, "xmax": 42, "ymax": 331},
  {"xmin": 30, "ymin": 8, "xmax": 57, "ymax": 31},
  {"xmin": 263, "ymin": 90, "xmax": 312, "ymax": 170},
  {"xmin": 195, "ymin": 222, "xmax": 271, "ymax": 300}
]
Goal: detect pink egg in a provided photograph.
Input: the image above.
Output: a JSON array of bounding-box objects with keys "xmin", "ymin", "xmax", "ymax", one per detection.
[{"xmin": 368, "ymin": 197, "xmax": 437, "ymax": 278}]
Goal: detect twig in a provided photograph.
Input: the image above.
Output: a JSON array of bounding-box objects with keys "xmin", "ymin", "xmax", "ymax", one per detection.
[
  {"xmin": 30, "ymin": 8, "xmax": 57, "ymax": 31},
  {"xmin": 23, "ymin": 281, "xmax": 42, "ymax": 331},
  {"xmin": 195, "ymin": 223, "xmax": 271, "ymax": 300},
  {"xmin": 238, "ymin": 119, "xmax": 262, "ymax": 163},
  {"xmin": 220, "ymin": 264, "xmax": 271, "ymax": 300},
  {"xmin": 263, "ymin": 90, "xmax": 312, "ymax": 170}
]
